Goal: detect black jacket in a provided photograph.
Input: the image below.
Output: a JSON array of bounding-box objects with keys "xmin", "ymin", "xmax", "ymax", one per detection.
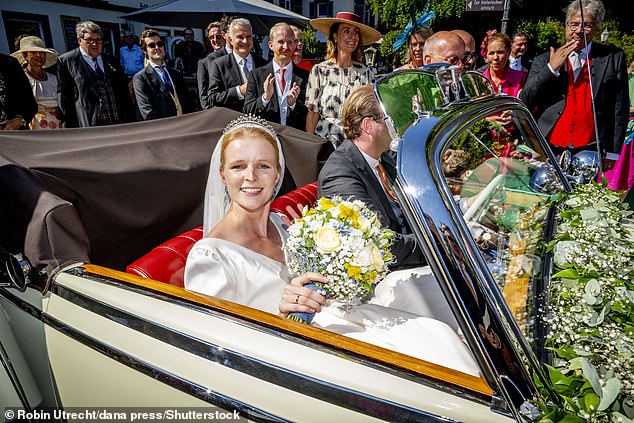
[
  {"xmin": 57, "ymin": 48, "xmax": 134, "ymax": 128},
  {"xmin": 0, "ymin": 54, "xmax": 37, "ymax": 125},
  {"xmin": 207, "ymin": 53, "xmax": 266, "ymax": 112},
  {"xmin": 318, "ymin": 140, "xmax": 425, "ymax": 269},
  {"xmin": 133, "ymin": 64, "xmax": 195, "ymax": 120},
  {"xmin": 243, "ymin": 61, "xmax": 308, "ymax": 130}
]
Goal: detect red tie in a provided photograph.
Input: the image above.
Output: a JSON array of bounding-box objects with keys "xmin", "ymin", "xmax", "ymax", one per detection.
[{"xmin": 280, "ymin": 68, "xmax": 286, "ymax": 93}]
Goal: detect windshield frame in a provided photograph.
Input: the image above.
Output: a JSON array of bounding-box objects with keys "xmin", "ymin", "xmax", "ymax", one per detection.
[{"xmin": 390, "ymin": 93, "xmax": 567, "ymax": 418}]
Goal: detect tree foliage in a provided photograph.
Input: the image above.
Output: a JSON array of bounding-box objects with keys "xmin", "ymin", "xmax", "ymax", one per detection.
[{"xmin": 366, "ymin": 0, "xmax": 633, "ymax": 69}]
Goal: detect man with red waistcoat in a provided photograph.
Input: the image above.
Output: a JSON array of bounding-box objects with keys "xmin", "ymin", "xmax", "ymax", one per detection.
[{"xmin": 520, "ymin": 0, "xmax": 628, "ymax": 169}]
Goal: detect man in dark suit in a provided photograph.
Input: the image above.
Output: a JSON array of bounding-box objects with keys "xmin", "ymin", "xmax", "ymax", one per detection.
[
  {"xmin": 207, "ymin": 18, "xmax": 266, "ymax": 112},
  {"xmin": 57, "ymin": 21, "xmax": 134, "ymax": 127},
  {"xmin": 133, "ymin": 29, "xmax": 195, "ymax": 120},
  {"xmin": 509, "ymin": 32, "xmax": 532, "ymax": 73},
  {"xmin": 520, "ymin": 0, "xmax": 628, "ymax": 168},
  {"xmin": 318, "ymin": 85, "xmax": 425, "ymax": 269},
  {"xmin": 197, "ymin": 21, "xmax": 232, "ymax": 109},
  {"xmin": 0, "ymin": 53, "xmax": 37, "ymax": 129},
  {"xmin": 244, "ymin": 23, "xmax": 308, "ymax": 130}
]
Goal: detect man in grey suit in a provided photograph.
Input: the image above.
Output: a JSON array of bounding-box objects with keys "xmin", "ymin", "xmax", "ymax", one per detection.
[
  {"xmin": 133, "ymin": 29, "xmax": 195, "ymax": 120},
  {"xmin": 318, "ymin": 84, "xmax": 425, "ymax": 269},
  {"xmin": 57, "ymin": 21, "xmax": 134, "ymax": 127},
  {"xmin": 207, "ymin": 18, "xmax": 266, "ymax": 112},
  {"xmin": 197, "ymin": 21, "xmax": 231, "ymax": 109},
  {"xmin": 243, "ymin": 23, "xmax": 308, "ymax": 130},
  {"xmin": 520, "ymin": 0, "xmax": 628, "ymax": 168}
]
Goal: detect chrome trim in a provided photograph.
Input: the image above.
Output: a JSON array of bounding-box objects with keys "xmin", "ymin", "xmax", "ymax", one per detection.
[
  {"xmin": 41, "ymin": 312, "xmax": 286, "ymax": 423},
  {"xmin": 0, "ymin": 338, "xmax": 34, "ymax": 418},
  {"xmin": 47, "ymin": 279, "xmax": 459, "ymax": 422},
  {"xmin": 395, "ymin": 95, "xmax": 563, "ymax": 418},
  {"xmin": 67, "ymin": 266, "xmax": 491, "ymax": 403}
]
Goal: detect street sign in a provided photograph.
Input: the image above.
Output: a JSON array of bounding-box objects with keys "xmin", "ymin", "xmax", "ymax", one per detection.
[{"xmin": 465, "ymin": 0, "xmax": 505, "ymax": 12}]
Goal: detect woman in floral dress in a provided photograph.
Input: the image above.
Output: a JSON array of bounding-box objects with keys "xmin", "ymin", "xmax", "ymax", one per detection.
[
  {"xmin": 11, "ymin": 36, "xmax": 61, "ymax": 130},
  {"xmin": 307, "ymin": 12, "xmax": 381, "ymax": 147}
]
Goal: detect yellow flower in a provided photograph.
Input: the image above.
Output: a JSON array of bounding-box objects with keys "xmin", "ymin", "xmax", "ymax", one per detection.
[
  {"xmin": 314, "ymin": 226, "xmax": 342, "ymax": 253},
  {"xmin": 347, "ymin": 265, "xmax": 362, "ymax": 280},
  {"xmin": 339, "ymin": 204, "xmax": 360, "ymax": 227},
  {"xmin": 318, "ymin": 197, "xmax": 335, "ymax": 210}
]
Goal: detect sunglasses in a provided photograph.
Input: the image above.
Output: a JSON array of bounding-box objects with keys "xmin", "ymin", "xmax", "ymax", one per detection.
[{"xmin": 148, "ymin": 41, "xmax": 164, "ymax": 49}]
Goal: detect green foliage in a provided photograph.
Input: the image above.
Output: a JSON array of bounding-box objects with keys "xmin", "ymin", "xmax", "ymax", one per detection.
[{"xmin": 301, "ymin": 27, "xmax": 325, "ymax": 60}]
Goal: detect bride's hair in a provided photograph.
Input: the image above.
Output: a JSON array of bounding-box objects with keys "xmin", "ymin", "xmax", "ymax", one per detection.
[{"xmin": 219, "ymin": 126, "xmax": 281, "ymax": 175}]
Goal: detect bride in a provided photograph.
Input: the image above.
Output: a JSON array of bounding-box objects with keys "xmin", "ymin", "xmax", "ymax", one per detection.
[{"xmin": 184, "ymin": 116, "xmax": 480, "ymax": 376}]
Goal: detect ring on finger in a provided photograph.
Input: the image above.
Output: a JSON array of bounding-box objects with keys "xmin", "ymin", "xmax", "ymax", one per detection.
[{"xmin": 295, "ymin": 294, "xmax": 300, "ymax": 304}]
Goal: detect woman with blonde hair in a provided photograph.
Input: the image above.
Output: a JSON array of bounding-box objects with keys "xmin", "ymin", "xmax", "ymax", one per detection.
[
  {"xmin": 481, "ymin": 32, "xmax": 527, "ymax": 97},
  {"xmin": 306, "ymin": 12, "xmax": 381, "ymax": 147}
]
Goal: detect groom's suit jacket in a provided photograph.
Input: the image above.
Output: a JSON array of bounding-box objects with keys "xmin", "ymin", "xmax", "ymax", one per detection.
[
  {"xmin": 243, "ymin": 61, "xmax": 308, "ymax": 130},
  {"xmin": 133, "ymin": 64, "xmax": 194, "ymax": 120},
  {"xmin": 520, "ymin": 42, "xmax": 628, "ymax": 155},
  {"xmin": 318, "ymin": 140, "xmax": 424, "ymax": 269}
]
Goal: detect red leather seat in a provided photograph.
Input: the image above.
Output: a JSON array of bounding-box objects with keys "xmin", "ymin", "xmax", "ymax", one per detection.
[{"xmin": 126, "ymin": 181, "xmax": 318, "ymax": 286}]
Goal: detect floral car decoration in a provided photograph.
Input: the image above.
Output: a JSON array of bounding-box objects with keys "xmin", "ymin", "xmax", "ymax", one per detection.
[
  {"xmin": 537, "ymin": 182, "xmax": 634, "ymax": 422},
  {"xmin": 285, "ymin": 197, "xmax": 395, "ymax": 307}
]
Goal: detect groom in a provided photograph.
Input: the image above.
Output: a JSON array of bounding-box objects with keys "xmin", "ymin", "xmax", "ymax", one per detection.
[{"xmin": 318, "ymin": 85, "xmax": 425, "ymax": 269}]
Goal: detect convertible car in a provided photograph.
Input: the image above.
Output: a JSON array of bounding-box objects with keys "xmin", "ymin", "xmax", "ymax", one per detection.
[{"xmin": 1, "ymin": 69, "xmax": 588, "ymax": 421}]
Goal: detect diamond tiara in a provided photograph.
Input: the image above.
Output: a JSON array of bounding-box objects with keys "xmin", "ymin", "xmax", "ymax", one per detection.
[{"xmin": 223, "ymin": 114, "xmax": 277, "ymax": 138}]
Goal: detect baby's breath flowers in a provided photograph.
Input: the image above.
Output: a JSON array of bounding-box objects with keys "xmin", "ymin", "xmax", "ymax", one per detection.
[
  {"xmin": 537, "ymin": 182, "xmax": 634, "ymax": 422},
  {"xmin": 285, "ymin": 197, "xmax": 394, "ymax": 322}
]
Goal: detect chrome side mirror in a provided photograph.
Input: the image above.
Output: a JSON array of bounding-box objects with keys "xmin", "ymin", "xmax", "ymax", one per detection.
[
  {"xmin": 568, "ymin": 150, "xmax": 600, "ymax": 185},
  {"xmin": 0, "ymin": 249, "xmax": 32, "ymax": 291},
  {"xmin": 530, "ymin": 164, "xmax": 565, "ymax": 194}
]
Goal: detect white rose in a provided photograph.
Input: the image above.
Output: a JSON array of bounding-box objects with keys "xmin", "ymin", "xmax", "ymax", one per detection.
[
  {"xmin": 352, "ymin": 247, "xmax": 372, "ymax": 267},
  {"xmin": 358, "ymin": 216, "xmax": 371, "ymax": 231},
  {"xmin": 314, "ymin": 227, "xmax": 342, "ymax": 253},
  {"xmin": 369, "ymin": 243, "xmax": 384, "ymax": 270}
]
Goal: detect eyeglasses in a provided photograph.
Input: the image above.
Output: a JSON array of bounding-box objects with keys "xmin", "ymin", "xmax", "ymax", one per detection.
[
  {"xmin": 462, "ymin": 53, "xmax": 477, "ymax": 63},
  {"xmin": 83, "ymin": 37, "xmax": 102, "ymax": 45},
  {"xmin": 567, "ymin": 22, "xmax": 595, "ymax": 30},
  {"xmin": 147, "ymin": 41, "xmax": 164, "ymax": 49},
  {"xmin": 432, "ymin": 54, "xmax": 464, "ymax": 66},
  {"xmin": 209, "ymin": 34, "xmax": 223, "ymax": 40}
]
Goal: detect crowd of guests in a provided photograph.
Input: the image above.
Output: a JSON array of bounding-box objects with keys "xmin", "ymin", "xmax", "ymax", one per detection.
[{"xmin": 0, "ymin": 0, "xmax": 630, "ymax": 180}]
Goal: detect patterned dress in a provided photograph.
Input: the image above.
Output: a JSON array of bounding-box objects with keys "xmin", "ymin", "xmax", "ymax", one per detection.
[{"xmin": 306, "ymin": 60, "xmax": 374, "ymax": 147}]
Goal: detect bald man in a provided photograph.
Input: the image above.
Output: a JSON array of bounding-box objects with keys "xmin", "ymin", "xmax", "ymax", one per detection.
[
  {"xmin": 451, "ymin": 29, "xmax": 477, "ymax": 70},
  {"xmin": 422, "ymin": 31, "xmax": 466, "ymax": 73}
]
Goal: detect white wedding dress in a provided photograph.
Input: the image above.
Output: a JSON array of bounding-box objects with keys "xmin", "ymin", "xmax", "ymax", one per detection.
[{"xmin": 185, "ymin": 214, "xmax": 480, "ymax": 376}]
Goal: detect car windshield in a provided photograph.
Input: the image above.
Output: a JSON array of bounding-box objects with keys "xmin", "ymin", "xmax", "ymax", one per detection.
[{"xmin": 441, "ymin": 106, "xmax": 561, "ymax": 338}]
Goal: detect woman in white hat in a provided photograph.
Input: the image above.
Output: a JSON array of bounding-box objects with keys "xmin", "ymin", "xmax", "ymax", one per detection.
[
  {"xmin": 306, "ymin": 12, "xmax": 381, "ymax": 147},
  {"xmin": 11, "ymin": 36, "xmax": 61, "ymax": 130}
]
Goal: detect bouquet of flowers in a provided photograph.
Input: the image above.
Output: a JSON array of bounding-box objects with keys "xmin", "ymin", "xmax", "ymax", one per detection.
[{"xmin": 285, "ymin": 197, "xmax": 395, "ymax": 323}]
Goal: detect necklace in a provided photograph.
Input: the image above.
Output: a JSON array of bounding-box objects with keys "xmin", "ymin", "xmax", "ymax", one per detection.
[{"xmin": 26, "ymin": 68, "xmax": 47, "ymax": 81}]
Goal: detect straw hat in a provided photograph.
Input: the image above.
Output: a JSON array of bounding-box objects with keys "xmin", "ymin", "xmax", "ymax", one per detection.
[
  {"xmin": 311, "ymin": 12, "xmax": 381, "ymax": 46},
  {"xmin": 11, "ymin": 36, "xmax": 58, "ymax": 68}
]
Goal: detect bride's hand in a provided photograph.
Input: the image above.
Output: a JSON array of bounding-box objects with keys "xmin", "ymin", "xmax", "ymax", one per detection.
[{"xmin": 279, "ymin": 272, "xmax": 329, "ymax": 317}]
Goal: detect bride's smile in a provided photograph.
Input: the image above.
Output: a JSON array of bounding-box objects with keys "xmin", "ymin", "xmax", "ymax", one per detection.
[{"xmin": 221, "ymin": 136, "xmax": 279, "ymax": 211}]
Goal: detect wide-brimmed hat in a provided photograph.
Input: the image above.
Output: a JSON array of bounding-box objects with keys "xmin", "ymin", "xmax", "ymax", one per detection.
[
  {"xmin": 11, "ymin": 36, "xmax": 58, "ymax": 68},
  {"xmin": 311, "ymin": 12, "xmax": 381, "ymax": 46}
]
